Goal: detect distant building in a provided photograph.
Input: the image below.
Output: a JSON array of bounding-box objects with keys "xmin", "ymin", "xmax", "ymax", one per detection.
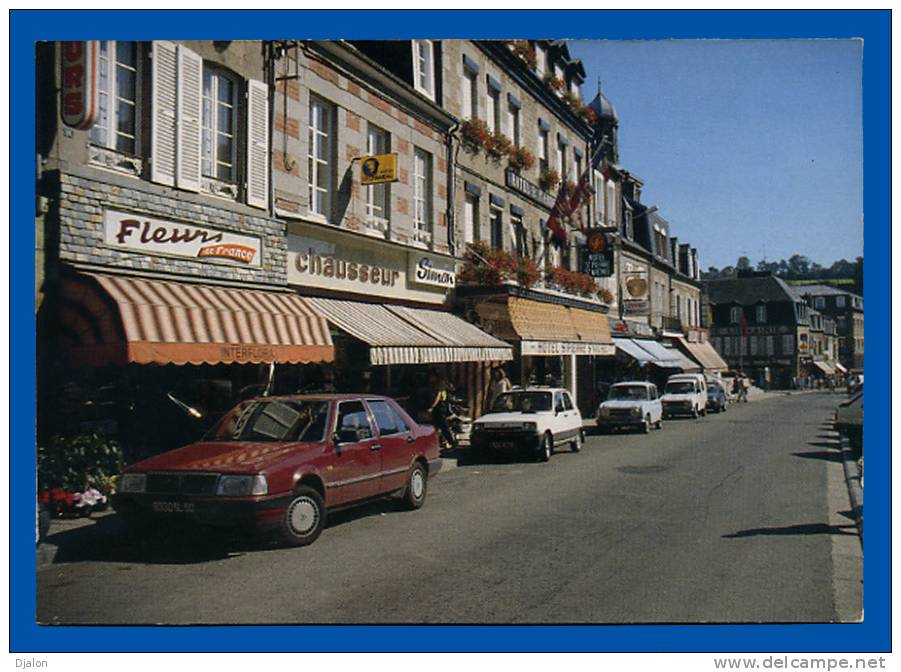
[
  {"xmin": 792, "ymin": 284, "xmax": 863, "ymax": 371},
  {"xmin": 706, "ymin": 271, "xmax": 814, "ymax": 388}
]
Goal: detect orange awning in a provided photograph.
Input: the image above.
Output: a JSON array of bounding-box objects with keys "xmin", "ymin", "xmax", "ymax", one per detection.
[{"xmin": 59, "ymin": 273, "xmax": 334, "ymax": 366}]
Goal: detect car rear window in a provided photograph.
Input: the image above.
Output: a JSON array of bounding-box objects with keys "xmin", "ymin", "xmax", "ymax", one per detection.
[
  {"xmin": 205, "ymin": 399, "xmax": 329, "ymax": 442},
  {"xmin": 608, "ymin": 385, "xmax": 648, "ymax": 400},
  {"xmin": 492, "ymin": 391, "xmax": 552, "ymax": 413}
]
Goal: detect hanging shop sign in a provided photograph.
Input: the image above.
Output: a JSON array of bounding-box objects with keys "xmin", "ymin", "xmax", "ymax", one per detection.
[
  {"xmin": 408, "ymin": 254, "xmax": 456, "ymax": 288},
  {"xmin": 622, "ymin": 300, "xmax": 650, "ymax": 317},
  {"xmin": 360, "ymin": 153, "xmax": 399, "ymax": 185},
  {"xmin": 521, "ymin": 340, "xmax": 615, "ymax": 357},
  {"xmin": 505, "ymin": 169, "xmax": 556, "ymax": 209},
  {"xmin": 61, "ymin": 41, "xmax": 100, "ymax": 130},
  {"xmin": 581, "ymin": 230, "xmax": 613, "ymax": 278},
  {"xmin": 103, "ymin": 210, "xmax": 262, "ymax": 266}
]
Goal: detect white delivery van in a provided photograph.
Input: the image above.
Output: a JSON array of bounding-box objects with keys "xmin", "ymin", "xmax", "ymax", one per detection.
[{"xmin": 661, "ymin": 373, "xmax": 708, "ymax": 419}]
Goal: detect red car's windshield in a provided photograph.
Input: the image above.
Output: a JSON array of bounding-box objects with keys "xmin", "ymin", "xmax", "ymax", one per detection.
[{"xmin": 205, "ymin": 399, "xmax": 329, "ymax": 442}]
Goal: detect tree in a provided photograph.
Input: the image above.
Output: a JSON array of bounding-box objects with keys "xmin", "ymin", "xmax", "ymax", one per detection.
[
  {"xmin": 787, "ymin": 254, "xmax": 811, "ymax": 276},
  {"xmin": 736, "ymin": 256, "xmax": 751, "ymax": 271}
]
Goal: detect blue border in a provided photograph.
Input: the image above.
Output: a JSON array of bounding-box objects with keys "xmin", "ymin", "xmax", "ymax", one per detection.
[{"xmin": 12, "ymin": 9, "xmax": 890, "ymax": 652}]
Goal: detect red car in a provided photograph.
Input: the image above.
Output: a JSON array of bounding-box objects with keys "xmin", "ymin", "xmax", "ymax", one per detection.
[{"xmin": 112, "ymin": 394, "xmax": 441, "ymax": 546}]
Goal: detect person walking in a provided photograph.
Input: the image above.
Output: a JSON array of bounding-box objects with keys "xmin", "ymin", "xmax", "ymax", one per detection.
[
  {"xmin": 738, "ymin": 374, "xmax": 749, "ymax": 403},
  {"xmin": 487, "ymin": 367, "xmax": 512, "ymax": 411},
  {"xmin": 427, "ymin": 371, "xmax": 458, "ymax": 452}
]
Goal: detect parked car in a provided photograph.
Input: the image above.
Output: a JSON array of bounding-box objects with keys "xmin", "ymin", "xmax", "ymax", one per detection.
[
  {"xmin": 706, "ymin": 381, "xmax": 728, "ymax": 413},
  {"xmin": 662, "ymin": 374, "xmax": 708, "ymax": 419},
  {"xmin": 112, "ymin": 394, "xmax": 441, "ymax": 547},
  {"xmin": 834, "ymin": 390, "xmax": 863, "ymax": 451},
  {"xmin": 596, "ymin": 381, "xmax": 663, "ymax": 433},
  {"xmin": 469, "ymin": 388, "xmax": 583, "ymax": 462}
]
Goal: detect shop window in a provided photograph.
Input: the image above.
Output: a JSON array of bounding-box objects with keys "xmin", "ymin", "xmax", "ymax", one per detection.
[
  {"xmin": 413, "ymin": 147, "xmax": 433, "ymax": 246},
  {"xmin": 412, "ymin": 39, "xmax": 436, "ymax": 101},
  {"xmin": 365, "ymin": 124, "xmax": 390, "ymax": 232},
  {"xmin": 463, "ymin": 193, "xmax": 478, "ymax": 245},
  {"xmin": 90, "ymin": 41, "xmax": 141, "ymax": 156},
  {"xmin": 202, "ymin": 67, "xmax": 238, "ymax": 183},
  {"xmin": 308, "ymin": 96, "xmax": 335, "ymax": 219}
]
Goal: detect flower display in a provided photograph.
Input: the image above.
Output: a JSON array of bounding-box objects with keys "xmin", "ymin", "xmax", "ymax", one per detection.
[
  {"xmin": 542, "ymin": 73, "xmax": 565, "ymax": 92},
  {"xmin": 459, "ymin": 241, "xmax": 540, "ymax": 289},
  {"xmin": 539, "ymin": 168, "xmax": 560, "ymax": 192},
  {"xmin": 546, "ymin": 265, "xmax": 598, "ymax": 297},
  {"xmin": 511, "ymin": 41, "xmax": 537, "ymax": 69},
  {"xmin": 596, "ymin": 287, "xmax": 614, "ymax": 304},
  {"xmin": 508, "ymin": 146, "xmax": 536, "ymax": 173},
  {"xmin": 485, "ymin": 131, "xmax": 513, "ymax": 159},
  {"xmin": 460, "ymin": 118, "xmax": 491, "ymax": 152},
  {"xmin": 578, "ymin": 105, "xmax": 598, "ymax": 126}
]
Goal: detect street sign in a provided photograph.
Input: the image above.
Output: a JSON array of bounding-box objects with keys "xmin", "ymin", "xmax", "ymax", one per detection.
[{"xmin": 360, "ymin": 153, "xmax": 399, "ymax": 185}]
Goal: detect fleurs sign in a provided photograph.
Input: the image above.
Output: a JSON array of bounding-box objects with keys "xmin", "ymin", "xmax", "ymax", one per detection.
[
  {"xmin": 103, "ymin": 210, "xmax": 262, "ymax": 266},
  {"xmin": 61, "ymin": 41, "xmax": 100, "ymax": 129}
]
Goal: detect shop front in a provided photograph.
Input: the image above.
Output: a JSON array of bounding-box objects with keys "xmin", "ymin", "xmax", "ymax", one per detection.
[
  {"xmin": 459, "ymin": 289, "xmax": 615, "ymax": 416},
  {"xmin": 286, "ymin": 224, "xmax": 513, "ymax": 421}
]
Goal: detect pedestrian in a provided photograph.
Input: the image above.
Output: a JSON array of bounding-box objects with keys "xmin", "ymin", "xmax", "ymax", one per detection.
[
  {"xmin": 427, "ymin": 371, "xmax": 457, "ymax": 451},
  {"xmin": 487, "ymin": 367, "xmax": 512, "ymax": 411},
  {"xmin": 731, "ymin": 375, "xmax": 742, "ymax": 400},
  {"xmin": 738, "ymin": 374, "xmax": 749, "ymax": 403}
]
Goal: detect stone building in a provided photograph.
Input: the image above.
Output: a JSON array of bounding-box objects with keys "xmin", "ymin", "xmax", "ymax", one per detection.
[{"xmin": 793, "ymin": 284, "xmax": 863, "ymax": 371}]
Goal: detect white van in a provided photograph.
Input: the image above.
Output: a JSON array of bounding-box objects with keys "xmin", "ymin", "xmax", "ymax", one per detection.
[{"xmin": 662, "ymin": 373, "xmax": 708, "ymax": 419}]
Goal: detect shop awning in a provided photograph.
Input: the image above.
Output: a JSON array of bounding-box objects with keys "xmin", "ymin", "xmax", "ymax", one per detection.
[
  {"xmin": 507, "ymin": 297, "xmax": 615, "ymax": 356},
  {"xmin": 306, "ymin": 297, "xmax": 512, "ymax": 366},
  {"xmin": 834, "ymin": 362, "xmax": 848, "ymax": 374},
  {"xmin": 666, "ymin": 347, "xmax": 703, "ymax": 373},
  {"xmin": 631, "ymin": 339, "xmax": 684, "ymax": 368},
  {"xmin": 614, "ymin": 338, "xmax": 657, "ymax": 364},
  {"xmin": 813, "ymin": 361, "xmax": 835, "ymax": 375},
  {"xmin": 676, "ymin": 337, "xmax": 729, "ymax": 372},
  {"xmin": 59, "ymin": 273, "xmax": 334, "ymax": 366}
]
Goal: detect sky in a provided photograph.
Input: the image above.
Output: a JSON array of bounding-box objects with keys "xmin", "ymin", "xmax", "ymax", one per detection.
[{"xmin": 567, "ymin": 40, "xmax": 863, "ymax": 271}]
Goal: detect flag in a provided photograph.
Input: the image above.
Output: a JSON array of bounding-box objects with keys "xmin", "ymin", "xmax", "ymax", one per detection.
[
  {"xmin": 545, "ymin": 181, "xmax": 572, "ymax": 244},
  {"xmin": 546, "ymin": 138, "xmax": 608, "ymax": 243}
]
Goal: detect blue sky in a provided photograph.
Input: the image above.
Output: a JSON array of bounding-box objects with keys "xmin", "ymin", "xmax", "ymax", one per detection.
[{"xmin": 568, "ymin": 40, "xmax": 863, "ymax": 270}]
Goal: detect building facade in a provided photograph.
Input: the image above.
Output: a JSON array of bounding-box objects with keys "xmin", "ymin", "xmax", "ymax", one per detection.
[{"xmin": 794, "ymin": 285, "xmax": 863, "ymax": 371}]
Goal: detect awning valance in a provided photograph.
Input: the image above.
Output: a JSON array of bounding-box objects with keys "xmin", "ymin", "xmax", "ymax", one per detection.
[
  {"xmin": 676, "ymin": 338, "xmax": 729, "ymax": 372},
  {"xmin": 631, "ymin": 339, "xmax": 683, "ymax": 368},
  {"xmin": 305, "ymin": 297, "xmax": 512, "ymax": 366},
  {"xmin": 614, "ymin": 338, "xmax": 656, "ymax": 364},
  {"xmin": 60, "ymin": 273, "xmax": 334, "ymax": 367}
]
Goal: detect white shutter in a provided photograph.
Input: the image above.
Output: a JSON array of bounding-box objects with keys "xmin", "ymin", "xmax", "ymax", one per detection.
[
  {"xmin": 246, "ymin": 78, "xmax": 269, "ymax": 209},
  {"xmin": 176, "ymin": 45, "xmax": 203, "ymax": 192},
  {"xmin": 150, "ymin": 40, "xmax": 178, "ymax": 186}
]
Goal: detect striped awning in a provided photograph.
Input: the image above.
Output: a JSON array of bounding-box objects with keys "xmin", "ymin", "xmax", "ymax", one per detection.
[
  {"xmin": 306, "ymin": 297, "xmax": 512, "ymax": 366},
  {"xmin": 631, "ymin": 339, "xmax": 683, "ymax": 368},
  {"xmin": 59, "ymin": 273, "xmax": 334, "ymax": 366},
  {"xmin": 677, "ymin": 337, "xmax": 729, "ymax": 372},
  {"xmin": 614, "ymin": 338, "xmax": 656, "ymax": 364}
]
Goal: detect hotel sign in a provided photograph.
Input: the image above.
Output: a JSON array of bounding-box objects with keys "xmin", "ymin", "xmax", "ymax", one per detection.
[
  {"xmin": 103, "ymin": 210, "xmax": 262, "ymax": 266},
  {"xmin": 505, "ymin": 170, "xmax": 556, "ymax": 209},
  {"xmin": 521, "ymin": 340, "xmax": 615, "ymax": 356}
]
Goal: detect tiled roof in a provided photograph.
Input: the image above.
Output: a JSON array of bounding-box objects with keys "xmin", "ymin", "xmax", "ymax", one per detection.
[{"xmin": 706, "ymin": 275, "xmax": 798, "ymax": 305}]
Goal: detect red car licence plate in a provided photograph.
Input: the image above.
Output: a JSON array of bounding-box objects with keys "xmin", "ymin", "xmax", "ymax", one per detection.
[{"xmin": 152, "ymin": 501, "xmax": 195, "ymax": 514}]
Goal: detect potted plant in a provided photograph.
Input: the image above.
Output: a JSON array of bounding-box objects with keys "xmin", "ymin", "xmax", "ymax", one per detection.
[
  {"xmin": 539, "ymin": 168, "xmax": 560, "ymax": 192},
  {"xmin": 597, "ymin": 287, "xmax": 614, "ymax": 305},
  {"xmin": 508, "ymin": 146, "xmax": 535, "ymax": 173},
  {"xmin": 578, "ymin": 105, "xmax": 598, "ymax": 126},
  {"xmin": 514, "ymin": 256, "xmax": 541, "ymax": 288},
  {"xmin": 562, "ymin": 90, "xmax": 580, "ymax": 109},
  {"xmin": 485, "ymin": 131, "xmax": 513, "ymax": 160},
  {"xmin": 460, "ymin": 118, "xmax": 491, "ymax": 153},
  {"xmin": 542, "ymin": 72, "xmax": 565, "ymax": 93},
  {"xmin": 510, "ymin": 40, "xmax": 537, "ymax": 69}
]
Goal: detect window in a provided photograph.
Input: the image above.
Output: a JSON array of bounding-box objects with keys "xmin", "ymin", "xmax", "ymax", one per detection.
[
  {"xmin": 562, "ymin": 392, "xmax": 574, "ymax": 411},
  {"xmin": 365, "ymin": 124, "xmax": 390, "ymax": 229},
  {"xmin": 574, "ymin": 153, "xmax": 583, "ymax": 182},
  {"xmin": 486, "ymin": 82, "xmax": 501, "ymax": 134},
  {"xmin": 463, "ymin": 193, "xmax": 478, "ymax": 245},
  {"xmin": 606, "ymin": 181, "xmax": 617, "ymax": 228},
  {"xmin": 507, "ymin": 101, "xmax": 520, "ymax": 146},
  {"xmin": 594, "ymin": 170, "xmax": 605, "ymax": 224},
  {"xmin": 412, "ymin": 40, "xmax": 436, "ymax": 100},
  {"xmin": 511, "ymin": 214, "xmax": 527, "ymax": 257},
  {"xmin": 749, "ymin": 335, "xmax": 759, "ymax": 356},
  {"xmin": 554, "ymin": 64, "xmax": 565, "ymax": 95},
  {"xmin": 462, "ymin": 66, "xmax": 478, "ymax": 119},
  {"xmin": 835, "ymin": 295, "xmax": 846, "ymax": 308},
  {"xmin": 367, "ymin": 399, "xmax": 406, "ymax": 436},
  {"xmin": 308, "ymin": 97, "xmax": 335, "ymax": 218},
  {"xmin": 814, "ymin": 296, "xmax": 825, "ymax": 309},
  {"xmin": 722, "ymin": 337, "xmax": 732, "ymax": 356},
  {"xmin": 534, "ymin": 44, "xmax": 546, "ymax": 77},
  {"xmin": 624, "ymin": 209, "xmax": 633, "ymax": 241},
  {"xmin": 413, "ymin": 148, "xmax": 433, "ymax": 244},
  {"xmin": 201, "ymin": 67, "xmax": 238, "ymax": 182},
  {"xmin": 490, "ymin": 204, "xmax": 504, "ymax": 250},
  {"xmin": 90, "ymin": 41, "xmax": 140, "ymax": 154},
  {"xmin": 206, "ymin": 399, "xmax": 328, "ymax": 443},
  {"xmin": 730, "ymin": 306, "xmax": 743, "ymax": 325},
  {"xmin": 756, "ymin": 304, "xmax": 767, "ymax": 324},
  {"xmin": 782, "ymin": 334, "xmax": 795, "ymax": 354},
  {"xmin": 336, "ymin": 401, "xmax": 373, "ymax": 441},
  {"xmin": 538, "ymin": 127, "xmax": 549, "ymax": 174},
  {"xmin": 556, "ymin": 138, "xmax": 567, "ymax": 178}
]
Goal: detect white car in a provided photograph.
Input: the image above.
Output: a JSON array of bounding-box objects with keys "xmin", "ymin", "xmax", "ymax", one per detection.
[
  {"xmin": 469, "ymin": 388, "xmax": 584, "ymax": 462},
  {"xmin": 596, "ymin": 381, "xmax": 663, "ymax": 433},
  {"xmin": 662, "ymin": 374, "xmax": 707, "ymax": 419}
]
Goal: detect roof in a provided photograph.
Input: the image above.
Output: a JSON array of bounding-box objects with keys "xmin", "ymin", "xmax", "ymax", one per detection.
[
  {"xmin": 790, "ymin": 283, "xmax": 862, "ymax": 299},
  {"xmin": 588, "ymin": 90, "xmax": 618, "ymax": 122},
  {"xmin": 705, "ymin": 275, "xmax": 798, "ymax": 305}
]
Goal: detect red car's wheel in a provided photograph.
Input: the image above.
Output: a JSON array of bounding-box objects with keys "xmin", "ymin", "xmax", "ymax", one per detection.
[
  {"xmin": 280, "ymin": 486, "xmax": 325, "ymax": 547},
  {"xmin": 401, "ymin": 461, "xmax": 428, "ymax": 510}
]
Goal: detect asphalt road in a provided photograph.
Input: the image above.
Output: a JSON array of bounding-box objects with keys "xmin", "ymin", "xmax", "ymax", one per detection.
[{"xmin": 36, "ymin": 392, "xmax": 861, "ymax": 624}]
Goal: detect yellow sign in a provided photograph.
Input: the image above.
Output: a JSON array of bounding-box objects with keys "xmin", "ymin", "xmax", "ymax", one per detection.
[{"xmin": 360, "ymin": 153, "xmax": 399, "ymax": 185}]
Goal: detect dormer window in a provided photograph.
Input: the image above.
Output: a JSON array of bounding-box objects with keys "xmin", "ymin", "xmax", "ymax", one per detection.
[{"xmin": 412, "ymin": 40, "xmax": 436, "ymax": 101}]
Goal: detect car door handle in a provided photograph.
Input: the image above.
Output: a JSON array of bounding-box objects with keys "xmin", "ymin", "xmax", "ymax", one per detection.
[
  {"xmin": 405, "ymin": 435, "xmax": 416, "ymax": 444},
  {"xmin": 370, "ymin": 443, "xmax": 383, "ymax": 451}
]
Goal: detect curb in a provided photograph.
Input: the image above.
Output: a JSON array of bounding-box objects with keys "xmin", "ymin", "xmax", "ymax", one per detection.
[{"xmin": 837, "ymin": 433, "xmax": 863, "ymax": 540}]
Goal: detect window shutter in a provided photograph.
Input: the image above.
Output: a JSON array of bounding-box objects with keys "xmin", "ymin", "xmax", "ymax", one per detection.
[
  {"xmin": 175, "ymin": 45, "xmax": 202, "ymax": 192},
  {"xmin": 150, "ymin": 40, "xmax": 178, "ymax": 187},
  {"xmin": 246, "ymin": 78, "xmax": 269, "ymax": 209}
]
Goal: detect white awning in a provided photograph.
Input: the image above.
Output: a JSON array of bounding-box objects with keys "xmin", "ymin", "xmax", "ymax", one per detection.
[
  {"xmin": 631, "ymin": 339, "xmax": 683, "ymax": 368},
  {"xmin": 614, "ymin": 338, "xmax": 656, "ymax": 364},
  {"xmin": 306, "ymin": 297, "xmax": 512, "ymax": 366}
]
